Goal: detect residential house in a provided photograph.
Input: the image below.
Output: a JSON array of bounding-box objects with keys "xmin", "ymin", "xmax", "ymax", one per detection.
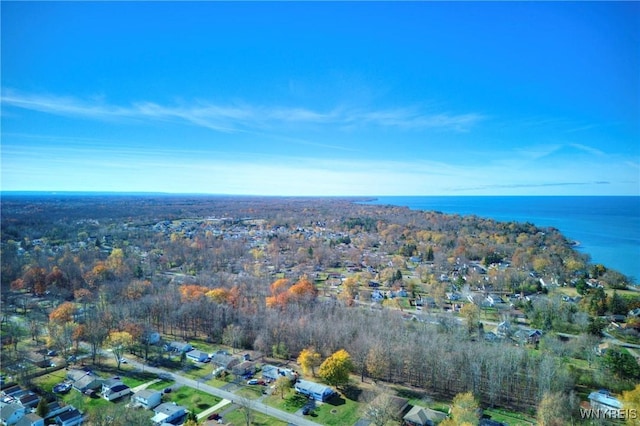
[
  {"xmin": 526, "ymin": 330, "xmax": 543, "ymax": 344},
  {"xmin": 101, "ymin": 378, "xmax": 131, "ymax": 401},
  {"xmin": 43, "ymin": 402, "xmax": 70, "ymax": 422},
  {"xmin": 403, "ymin": 405, "xmax": 447, "ymax": 426},
  {"xmin": 210, "ymin": 352, "xmax": 239, "ymax": 371},
  {"xmin": 588, "ymin": 390, "xmax": 622, "ymax": 412},
  {"xmin": 486, "ymin": 294, "xmax": 505, "ymax": 307},
  {"xmin": 53, "ymin": 408, "xmax": 83, "ymax": 426},
  {"xmin": 17, "ymin": 392, "xmax": 39, "ymax": 409},
  {"xmin": 66, "ymin": 370, "xmax": 102, "ymax": 394},
  {"xmin": 0, "ymin": 403, "xmax": 26, "ymax": 426},
  {"xmin": 143, "ymin": 331, "xmax": 161, "ymax": 345},
  {"xmin": 495, "ymin": 321, "xmax": 512, "ymax": 338},
  {"xmin": 1, "ymin": 385, "xmax": 23, "ymax": 398},
  {"xmin": 151, "ymin": 402, "xmax": 186, "ymax": 425},
  {"xmin": 232, "ymin": 361, "xmax": 256, "ymax": 378},
  {"xmin": 261, "ymin": 365, "xmax": 295, "ymax": 382},
  {"xmin": 131, "ymin": 389, "xmax": 162, "ymax": 410},
  {"xmin": 186, "ymin": 350, "xmax": 209, "ymax": 363},
  {"xmin": 294, "ymin": 380, "xmax": 335, "ymax": 402},
  {"xmin": 370, "ymin": 395, "xmax": 409, "ymax": 420},
  {"xmin": 15, "ymin": 413, "xmax": 44, "ymax": 426},
  {"xmin": 164, "ymin": 341, "xmax": 192, "ymax": 353},
  {"xmin": 371, "ymin": 290, "xmax": 384, "ymax": 302}
]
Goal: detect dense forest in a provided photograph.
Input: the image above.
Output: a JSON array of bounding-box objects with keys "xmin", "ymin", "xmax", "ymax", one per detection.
[{"xmin": 2, "ymin": 195, "xmax": 640, "ymax": 424}]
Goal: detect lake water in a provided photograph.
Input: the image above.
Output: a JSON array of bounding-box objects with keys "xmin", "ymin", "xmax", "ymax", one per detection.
[{"xmin": 363, "ymin": 196, "xmax": 640, "ymax": 283}]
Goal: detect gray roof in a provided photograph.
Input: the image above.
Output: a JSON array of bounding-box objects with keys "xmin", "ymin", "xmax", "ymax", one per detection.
[
  {"xmin": 403, "ymin": 405, "xmax": 447, "ymax": 426},
  {"xmin": 135, "ymin": 388, "xmax": 161, "ymax": 399},
  {"xmin": 588, "ymin": 391, "xmax": 622, "ymax": 409},
  {"xmin": 154, "ymin": 402, "xmax": 186, "ymax": 415}
]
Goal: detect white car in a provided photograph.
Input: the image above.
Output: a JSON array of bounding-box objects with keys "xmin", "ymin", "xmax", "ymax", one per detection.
[{"xmin": 247, "ymin": 379, "xmax": 259, "ymax": 385}]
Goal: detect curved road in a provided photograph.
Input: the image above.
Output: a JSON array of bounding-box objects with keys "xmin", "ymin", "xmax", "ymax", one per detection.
[{"xmin": 126, "ymin": 358, "xmax": 322, "ymax": 426}]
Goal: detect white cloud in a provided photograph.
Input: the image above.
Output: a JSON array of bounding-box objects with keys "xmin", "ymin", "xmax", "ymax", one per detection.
[{"xmin": 1, "ymin": 89, "xmax": 485, "ymax": 133}]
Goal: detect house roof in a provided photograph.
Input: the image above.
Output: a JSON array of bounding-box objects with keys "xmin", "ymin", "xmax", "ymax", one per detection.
[
  {"xmin": 107, "ymin": 384, "xmax": 129, "ymax": 393},
  {"xmin": 67, "ymin": 369, "xmax": 92, "ymax": 382},
  {"xmin": 2, "ymin": 385, "xmax": 23, "ymax": 396},
  {"xmin": 102, "ymin": 377, "xmax": 124, "ymax": 388},
  {"xmin": 56, "ymin": 408, "xmax": 82, "ymax": 422},
  {"xmin": 154, "ymin": 402, "xmax": 186, "ymax": 415},
  {"xmin": 186, "ymin": 349, "xmax": 208, "ymax": 358},
  {"xmin": 588, "ymin": 391, "xmax": 622, "ymax": 409},
  {"xmin": 18, "ymin": 392, "xmax": 39, "ymax": 406},
  {"xmin": 211, "ymin": 353, "xmax": 239, "ymax": 368},
  {"xmin": 16, "ymin": 412, "xmax": 44, "ymax": 426},
  {"xmin": 74, "ymin": 375, "xmax": 102, "ymax": 390},
  {"xmin": 295, "ymin": 380, "xmax": 333, "ymax": 395},
  {"xmin": 1, "ymin": 403, "xmax": 25, "ymax": 420},
  {"xmin": 403, "ymin": 405, "xmax": 447, "ymax": 426},
  {"xmin": 135, "ymin": 388, "xmax": 161, "ymax": 399},
  {"xmin": 371, "ymin": 394, "xmax": 409, "ymax": 415}
]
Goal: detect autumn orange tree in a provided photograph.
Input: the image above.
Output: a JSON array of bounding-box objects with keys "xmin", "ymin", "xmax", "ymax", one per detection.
[
  {"xmin": 49, "ymin": 302, "xmax": 75, "ymax": 325},
  {"xmin": 266, "ymin": 276, "xmax": 318, "ymax": 309},
  {"xmin": 266, "ymin": 278, "xmax": 290, "ymax": 308},
  {"xmin": 179, "ymin": 284, "xmax": 209, "ymax": 302}
]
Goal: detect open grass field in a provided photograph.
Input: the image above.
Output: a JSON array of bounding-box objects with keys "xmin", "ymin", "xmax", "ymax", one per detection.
[
  {"xmin": 222, "ymin": 407, "xmax": 288, "ymax": 426},
  {"xmin": 310, "ymin": 394, "xmax": 361, "ymax": 426},
  {"xmin": 165, "ymin": 385, "xmax": 222, "ymax": 415},
  {"xmin": 265, "ymin": 390, "xmax": 307, "ymax": 413}
]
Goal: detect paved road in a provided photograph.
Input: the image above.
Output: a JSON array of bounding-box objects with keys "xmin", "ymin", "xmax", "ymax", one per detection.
[{"xmin": 126, "ymin": 358, "xmax": 322, "ymax": 426}]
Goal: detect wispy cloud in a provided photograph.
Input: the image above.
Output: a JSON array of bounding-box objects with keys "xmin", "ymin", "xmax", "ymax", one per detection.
[{"xmin": 1, "ymin": 89, "xmax": 485, "ymax": 133}]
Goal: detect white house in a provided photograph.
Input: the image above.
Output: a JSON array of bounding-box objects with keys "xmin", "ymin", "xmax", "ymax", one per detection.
[
  {"xmin": 294, "ymin": 380, "xmax": 335, "ymax": 402},
  {"xmin": 132, "ymin": 389, "xmax": 162, "ymax": 410},
  {"xmin": 101, "ymin": 378, "xmax": 131, "ymax": 401},
  {"xmin": 186, "ymin": 349, "xmax": 209, "ymax": 363},
  {"xmin": 151, "ymin": 402, "xmax": 186, "ymax": 425}
]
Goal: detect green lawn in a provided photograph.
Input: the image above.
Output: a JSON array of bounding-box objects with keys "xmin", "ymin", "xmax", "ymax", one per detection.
[
  {"xmin": 483, "ymin": 407, "xmax": 536, "ymax": 425},
  {"xmin": 265, "ymin": 390, "xmax": 307, "ymax": 413},
  {"xmin": 235, "ymin": 384, "xmax": 266, "ymax": 399},
  {"xmin": 32, "ymin": 370, "xmax": 69, "ymax": 392},
  {"xmin": 222, "ymin": 407, "xmax": 288, "ymax": 426},
  {"xmin": 179, "ymin": 362, "xmax": 212, "ymax": 380},
  {"xmin": 119, "ymin": 372, "xmax": 159, "ymax": 389},
  {"xmin": 165, "ymin": 385, "xmax": 221, "ymax": 415},
  {"xmin": 146, "ymin": 379, "xmax": 174, "ymax": 391},
  {"xmin": 311, "ymin": 394, "xmax": 361, "ymax": 426},
  {"xmin": 63, "ymin": 391, "xmax": 115, "ymax": 412}
]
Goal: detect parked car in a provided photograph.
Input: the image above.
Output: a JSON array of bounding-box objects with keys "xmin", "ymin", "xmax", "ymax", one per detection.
[
  {"xmin": 207, "ymin": 413, "xmax": 221, "ymax": 421},
  {"xmin": 163, "ymin": 387, "xmax": 172, "ymax": 394},
  {"xmin": 247, "ymin": 379, "xmax": 259, "ymax": 385},
  {"xmin": 302, "ymin": 407, "xmax": 311, "ymax": 415},
  {"xmin": 47, "ymin": 350, "xmax": 57, "ymax": 356}
]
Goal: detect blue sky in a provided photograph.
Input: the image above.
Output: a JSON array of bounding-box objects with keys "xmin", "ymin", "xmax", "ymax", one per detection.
[{"xmin": 2, "ymin": 1, "xmax": 639, "ymax": 196}]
